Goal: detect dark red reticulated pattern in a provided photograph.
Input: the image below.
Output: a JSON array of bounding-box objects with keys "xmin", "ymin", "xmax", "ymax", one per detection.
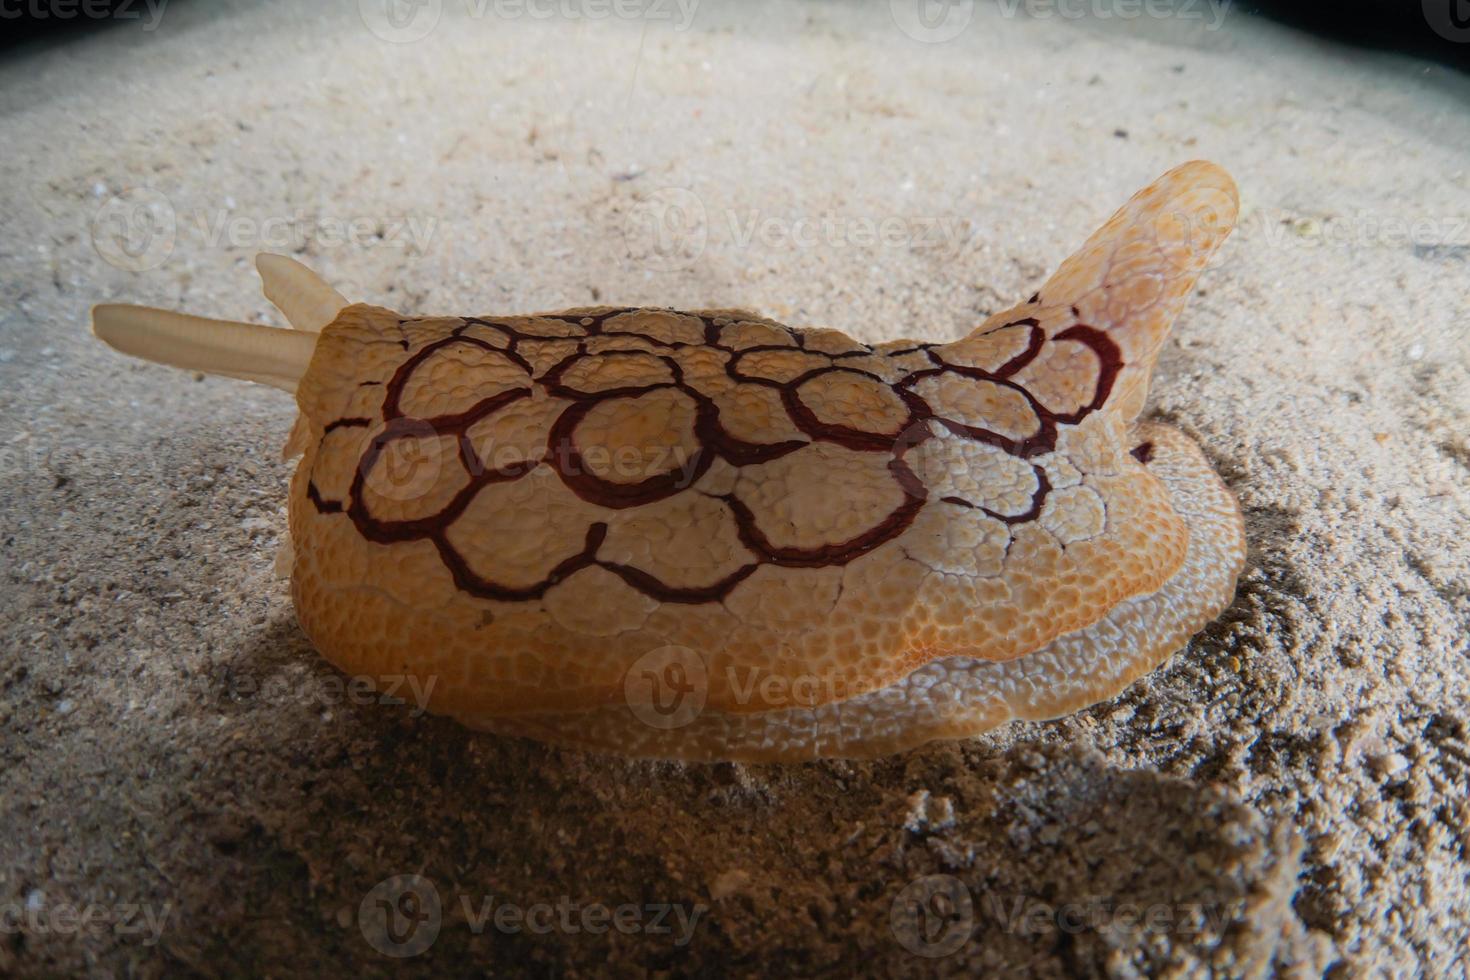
[{"xmin": 308, "ymin": 310, "xmax": 1123, "ymax": 604}]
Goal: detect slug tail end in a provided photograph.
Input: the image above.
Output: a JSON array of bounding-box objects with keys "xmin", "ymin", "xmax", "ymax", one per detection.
[{"xmin": 950, "ymin": 161, "xmax": 1238, "ymax": 422}]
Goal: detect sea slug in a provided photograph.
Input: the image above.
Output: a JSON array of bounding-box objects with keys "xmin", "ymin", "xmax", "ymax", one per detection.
[{"xmin": 92, "ymin": 161, "xmax": 1246, "ymax": 761}]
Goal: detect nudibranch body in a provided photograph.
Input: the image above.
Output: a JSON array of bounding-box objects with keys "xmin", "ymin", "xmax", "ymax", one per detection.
[{"xmin": 93, "ymin": 161, "xmax": 1246, "ymax": 761}]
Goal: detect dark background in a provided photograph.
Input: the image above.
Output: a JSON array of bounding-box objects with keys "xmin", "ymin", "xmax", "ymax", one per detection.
[{"xmin": 3, "ymin": 0, "xmax": 1470, "ymax": 68}]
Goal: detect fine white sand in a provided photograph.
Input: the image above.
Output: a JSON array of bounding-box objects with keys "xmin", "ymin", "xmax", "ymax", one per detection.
[{"xmin": 1, "ymin": 1, "xmax": 1467, "ymax": 974}]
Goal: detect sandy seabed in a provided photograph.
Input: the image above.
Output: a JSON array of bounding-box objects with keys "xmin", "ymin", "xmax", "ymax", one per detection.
[{"xmin": 1, "ymin": 0, "xmax": 1468, "ymax": 975}]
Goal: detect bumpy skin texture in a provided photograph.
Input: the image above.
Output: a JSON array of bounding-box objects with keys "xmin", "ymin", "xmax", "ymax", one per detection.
[
  {"xmin": 287, "ymin": 161, "xmax": 1245, "ymax": 761},
  {"xmin": 469, "ymin": 422, "xmax": 1245, "ymax": 760}
]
